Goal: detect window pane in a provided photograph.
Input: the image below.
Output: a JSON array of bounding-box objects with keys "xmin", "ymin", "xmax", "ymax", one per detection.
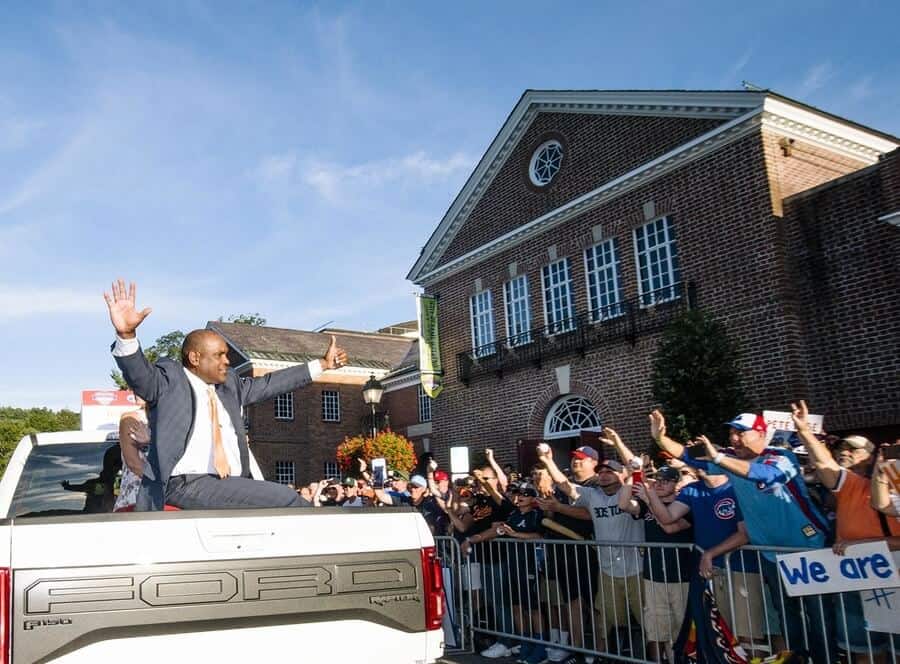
[
  {"xmin": 633, "ymin": 217, "xmax": 681, "ymax": 305},
  {"xmin": 542, "ymin": 259, "xmax": 574, "ymax": 333}
]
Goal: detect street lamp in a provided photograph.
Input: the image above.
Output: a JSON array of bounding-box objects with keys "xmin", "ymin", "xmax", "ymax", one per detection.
[{"xmin": 362, "ymin": 373, "xmax": 384, "ymax": 439}]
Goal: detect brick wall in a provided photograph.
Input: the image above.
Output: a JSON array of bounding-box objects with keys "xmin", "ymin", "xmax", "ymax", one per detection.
[
  {"xmin": 781, "ymin": 149, "xmax": 900, "ymax": 439},
  {"xmin": 246, "ymin": 379, "xmax": 373, "ymax": 485},
  {"xmin": 440, "ymin": 112, "xmax": 725, "ymax": 263},
  {"xmin": 425, "ymin": 127, "xmax": 893, "ymax": 470},
  {"xmin": 761, "ymin": 129, "xmax": 869, "ymax": 216}
]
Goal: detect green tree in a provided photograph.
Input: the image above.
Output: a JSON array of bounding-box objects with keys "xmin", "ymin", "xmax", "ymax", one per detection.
[
  {"xmin": 219, "ymin": 313, "xmax": 267, "ymax": 326},
  {"xmin": 0, "ymin": 406, "xmax": 82, "ymax": 477},
  {"xmin": 651, "ymin": 309, "xmax": 748, "ymax": 443},
  {"xmin": 111, "ymin": 329, "xmax": 186, "ymax": 389}
]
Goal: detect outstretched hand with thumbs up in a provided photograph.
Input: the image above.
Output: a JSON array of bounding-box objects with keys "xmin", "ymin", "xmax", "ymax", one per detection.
[{"xmin": 321, "ymin": 335, "xmax": 348, "ymax": 371}]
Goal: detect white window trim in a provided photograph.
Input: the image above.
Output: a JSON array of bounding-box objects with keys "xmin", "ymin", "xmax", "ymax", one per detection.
[
  {"xmin": 529, "ymin": 139, "xmax": 564, "ymax": 187},
  {"xmin": 469, "ymin": 289, "xmax": 495, "ymax": 356},
  {"xmin": 503, "ymin": 274, "xmax": 532, "ymax": 346},
  {"xmin": 583, "ymin": 239, "xmax": 625, "ymax": 322},
  {"xmin": 323, "ymin": 461, "xmax": 340, "ymax": 480},
  {"xmin": 274, "ymin": 460, "xmax": 295, "ymax": 485},
  {"xmin": 417, "ymin": 384, "xmax": 432, "ymax": 423},
  {"xmin": 274, "ymin": 392, "xmax": 294, "ymax": 421},
  {"xmin": 541, "ymin": 258, "xmax": 575, "ymax": 335},
  {"xmin": 542, "ymin": 394, "xmax": 603, "ymax": 440},
  {"xmin": 632, "ymin": 215, "xmax": 681, "ymax": 308},
  {"xmin": 322, "ymin": 390, "xmax": 341, "ymax": 422}
]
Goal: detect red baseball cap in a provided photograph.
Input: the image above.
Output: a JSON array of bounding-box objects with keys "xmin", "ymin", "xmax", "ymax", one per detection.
[
  {"xmin": 433, "ymin": 470, "xmax": 449, "ymax": 481},
  {"xmin": 570, "ymin": 446, "xmax": 599, "ymax": 460},
  {"xmin": 726, "ymin": 413, "xmax": 767, "ymax": 433}
]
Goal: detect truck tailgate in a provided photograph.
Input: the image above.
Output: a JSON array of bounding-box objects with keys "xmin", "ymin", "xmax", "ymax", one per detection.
[{"xmin": 8, "ymin": 509, "xmax": 442, "ymax": 663}]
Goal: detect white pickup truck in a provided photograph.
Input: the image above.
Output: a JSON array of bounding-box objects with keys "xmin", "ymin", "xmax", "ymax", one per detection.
[{"xmin": 0, "ymin": 431, "xmax": 445, "ymax": 664}]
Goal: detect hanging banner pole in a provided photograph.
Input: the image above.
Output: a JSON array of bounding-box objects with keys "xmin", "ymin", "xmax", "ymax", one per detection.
[{"xmin": 417, "ymin": 294, "xmax": 443, "ymax": 398}]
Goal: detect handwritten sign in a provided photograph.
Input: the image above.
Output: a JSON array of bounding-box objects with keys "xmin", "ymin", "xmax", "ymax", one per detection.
[
  {"xmin": 763, "ymin": 410, "xmax": 823, "ymax": 446},
  {"xmin": 777, "ymin": 541, "xmax": 898, "ymax": 597},
  {"xmin": 861, "ymin": 553, "xmax": 900, "ymax": 633}
]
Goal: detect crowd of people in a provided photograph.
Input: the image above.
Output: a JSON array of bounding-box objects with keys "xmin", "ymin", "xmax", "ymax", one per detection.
[{"xmin": 282, "ymin": 405, "xmax": 900, "ymax": 664}]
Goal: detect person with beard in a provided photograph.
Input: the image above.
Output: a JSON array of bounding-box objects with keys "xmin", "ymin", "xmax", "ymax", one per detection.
[
  {"xmin": 460, "ymin": 463, "xmax": 515, "ymax": 659},
  {"xmin": 791, "ymin": 401, "xmax": 900, "ymax": 663},
  {"xmin": 602, "ymin": 427, "xmax": 693, "ymax": 662},
  {"xmin": 651, "ymin": 408, "xmax": 834, "ymax": 663},
  {"xmin": 538, "ymin": 445, "xmax": 644, "ymax": 658}
]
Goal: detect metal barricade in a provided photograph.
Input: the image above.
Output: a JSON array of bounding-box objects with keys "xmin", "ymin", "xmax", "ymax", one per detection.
[
  {"xmin": 434, "ymin": 535, "xmax": 474, "ymax": 653},
  {"xmin": 434, "ymin": 536, "xmax": 899, "ymax": 663}
]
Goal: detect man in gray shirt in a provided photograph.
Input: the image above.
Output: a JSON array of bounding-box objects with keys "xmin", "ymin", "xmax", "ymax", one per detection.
[{"xmin": 538, "ymin": 446, "xmax": 644, "ymax": 655}]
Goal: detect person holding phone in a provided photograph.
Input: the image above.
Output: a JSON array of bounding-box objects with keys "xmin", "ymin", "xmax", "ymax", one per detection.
[{"xmin": 791, "ymin": 402, "xmax": 900, "ymax": 662}]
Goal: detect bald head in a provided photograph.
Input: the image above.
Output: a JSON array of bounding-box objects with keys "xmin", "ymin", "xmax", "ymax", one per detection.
[{"xmin": 182, "ymin": 329, "xmax": 230, "ymax": 384}]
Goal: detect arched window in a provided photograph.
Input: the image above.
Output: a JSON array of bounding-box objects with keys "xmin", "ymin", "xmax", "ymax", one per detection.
[{"xmin": 543, "ymin": 395, "xmax": 602, "ymax": 440}]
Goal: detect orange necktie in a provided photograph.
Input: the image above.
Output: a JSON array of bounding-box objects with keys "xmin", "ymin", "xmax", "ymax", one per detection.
[{"xmin": 207, "ymin": 386, "xmax": 232, "ymax": 479}]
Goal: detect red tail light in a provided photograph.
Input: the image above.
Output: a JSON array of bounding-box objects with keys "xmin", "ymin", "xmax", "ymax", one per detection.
[
  {"xmin": 0, "ymin": 568, "xmax": 9, "ymax": 664},
  {"xmin": 420, "ymin": 546, "xmax": 444, "ymax": 631}
]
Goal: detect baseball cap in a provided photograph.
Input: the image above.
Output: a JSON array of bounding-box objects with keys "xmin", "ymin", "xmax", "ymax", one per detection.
[
  {"xmin": 433, "ymin": 470, "xmax": 449, "ymax": 481},
  {"xmin": 656, "ymin": 466, "xmax": 680, "ymax": 482},
  {"xmin": 391, "ymin": 469, "xmax": 409, "ymax": 481},
  {"xmin": 726, "ymin": 413, "xmax": 767, "ymax": 433},
  {"xmin": 571, "ymin": 446, "xmax": 599, "ymax": 460},
  {"xmin": 840, "ymin": 435, "xmax": 874, "ymax": 453},
  {"xmin": 341, "ymin": 477, "xmax": 356, "ymax": 487},
  {"xmin": 598, "ymin": 459, "xmax": 623, "ymax": 472},
  {"xmin": 409, "ymin": 474, "xmax": 427, "ymax": 488},
  {"xmin": 519, "ymin": 485, "xmax": 538, "ymax": 498}
]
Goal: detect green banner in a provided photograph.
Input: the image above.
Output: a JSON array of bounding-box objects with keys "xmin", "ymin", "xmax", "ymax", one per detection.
[{"xmin": 416, "ymin": 294, "xmax": 443, "ymax": 398}]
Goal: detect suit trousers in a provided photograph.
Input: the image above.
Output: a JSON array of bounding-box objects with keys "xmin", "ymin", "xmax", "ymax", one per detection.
[{"xmin": 166, "ymin": 474, "xmax": 305, "ymax": 509}]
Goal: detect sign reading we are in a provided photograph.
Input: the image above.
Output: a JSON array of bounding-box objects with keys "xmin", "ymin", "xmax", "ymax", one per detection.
[{"xmin": 777, "ymin": 541, "xmax": 898, "ymax": 597}]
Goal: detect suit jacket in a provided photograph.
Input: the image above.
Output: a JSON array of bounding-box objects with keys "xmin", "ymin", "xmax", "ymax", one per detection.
[{"xmin": 115, "ymin": 347, "xmax": 314, "ymax": 510}]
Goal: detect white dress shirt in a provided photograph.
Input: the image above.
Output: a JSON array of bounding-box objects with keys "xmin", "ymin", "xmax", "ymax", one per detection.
[{"xmin": 113, "ymin": 335, "xmax": 324, "ymax": 478}]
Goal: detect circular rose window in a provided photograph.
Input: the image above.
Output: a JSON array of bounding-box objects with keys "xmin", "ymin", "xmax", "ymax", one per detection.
[{"xmin": 529, "ymin": 139, "xmax": 564, "ymax": 186}]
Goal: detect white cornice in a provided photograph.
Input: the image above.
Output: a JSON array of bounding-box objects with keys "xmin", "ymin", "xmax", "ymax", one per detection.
[
  {"xmin": 234, "ymin": 357, "xmax": 389, "ymax": 379},
  {"xmin": 415, "ymin": 109, "xmax": 762, "ymax": 286},
  {"xmin": 879, "ymin": 210, "xmax": 900, "ymax": 228},
  {"xmin": 407, "ymin": 91, "xmax": 898, "ymax": 285},
  {"xmin": 406, "ymin": 91, "xmax": 766, "ymax": 284},
  {"xmin": 382, "ymin": 371, "xmax": 420, "ymax": 392}
]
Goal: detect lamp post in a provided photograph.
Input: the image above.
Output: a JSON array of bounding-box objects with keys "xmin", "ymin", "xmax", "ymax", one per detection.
[{"xmin": 362, "ymin": 373, "xmax": 384, "ymax": 439}]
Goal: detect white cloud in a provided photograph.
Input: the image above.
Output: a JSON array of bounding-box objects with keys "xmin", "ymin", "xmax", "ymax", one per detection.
[
  {"xmin": 721, "ymin": 49, "xmax": 753, "ymax": 88},
  {"xmin": 0, "ymin": 117, "xmax": 43, "ymax": 151},
  {"xmin": 797, "ymin": 62, "xmax": 834, "ymax": 98},
  {"xmin": 299, "ymin": 150, "xmax": 474, "ymax": 203},
  {"xmin": 849, "ymin": 75, "xmax": 874, "ymax": 102}
]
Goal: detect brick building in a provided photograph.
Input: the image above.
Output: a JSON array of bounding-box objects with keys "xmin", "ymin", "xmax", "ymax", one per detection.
[
  {"xmin": 208, "ymin": 321, "xmax": 430, "ymax": 485},
  {"xmin": 406, "ymin": 90, "xmax": 899, "ymax": 470}
]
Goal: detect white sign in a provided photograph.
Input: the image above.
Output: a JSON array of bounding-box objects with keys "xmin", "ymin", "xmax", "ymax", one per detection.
[
  {"xmin": 777, "ymin": 541, "xmax": 898, "ymax": 597},
  {"xmin": 861, "ymin": 551, "xmax": 900, "ymax": 633},
  {"xmin": 449, "ymin": 446, "xmax": 469, "ymax": 475},
  {"xmin": 763, "ymin": 410, "xmax": 824, "ymax": 445}
]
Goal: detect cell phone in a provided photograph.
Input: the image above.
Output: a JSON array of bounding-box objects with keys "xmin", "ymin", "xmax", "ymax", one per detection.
[
  {"xmin": 371, "ymin": 458, "xmax": 387, "ymax": 489},
  {"xmin": 686, "ymin": 445, "xmax": 709, "ymax": 459},
  {"xmin": 882, "ymin": 446, "xmax": 900, "ymax": 460}
]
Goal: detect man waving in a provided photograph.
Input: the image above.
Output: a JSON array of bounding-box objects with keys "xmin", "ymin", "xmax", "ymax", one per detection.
[{"xmin": 105, "ymin": 279, "xmax": 348, "ymax": 511}]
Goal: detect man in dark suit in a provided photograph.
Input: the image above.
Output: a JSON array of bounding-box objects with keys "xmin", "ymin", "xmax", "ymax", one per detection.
[{"xmin": 104, "ymin": 279, "xmax": 348, "ymax": 511}]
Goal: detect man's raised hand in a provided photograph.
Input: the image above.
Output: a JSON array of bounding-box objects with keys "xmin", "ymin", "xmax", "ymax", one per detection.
[
  {"xmin": 321, "ymin": 335, "xmax": 349, "ymax": 371},
  {"xmin": 791, "ymin": 400, "xmax": 810, "ymax": 432},
  {"xmin": 599, "ymin": 426, "xmax": 622, "ymax": 447},
  {"xmin": 103, "ymin": 279, "xmax": 152, "ymax": 339},
  {"xmin": 649, "ymin": 410, "xmax": 666, "ymax": 442}
]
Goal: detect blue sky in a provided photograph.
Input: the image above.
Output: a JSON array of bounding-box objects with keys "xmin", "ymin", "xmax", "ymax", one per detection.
[{"xmin": 1, "ymin": 1, "xmax": 898, "ymax": 411}]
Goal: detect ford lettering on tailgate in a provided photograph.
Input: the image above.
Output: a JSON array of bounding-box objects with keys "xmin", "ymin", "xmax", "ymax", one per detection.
[{"xmin": 13, "ymin": 550, "xmax": 424, "ymax": 663}]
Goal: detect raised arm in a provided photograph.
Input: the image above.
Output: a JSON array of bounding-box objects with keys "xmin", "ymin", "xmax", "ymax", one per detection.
[
  {"xmin": 650, "ymin": 410, "xmax": 685, "ymax": 459},
  {"xmin": 104, "ymin": 279, "xmax": 167, "ymax": 402},
  {"xmin": 537, "ymin": 445, "xmax": 578, "ymax": 500},
  {"xmin": 600, "ymin": 426, "xmax": 636, "ymax": 466},
  {"xmin": 485, "ymin": 449, "xmax": 508, "ymax": 492},
  {"xmin": 872, "ymin": 448, "xmax": 898, "ymax": 515},
  {"xmin": 791, "ymin": 400, "xmax": 840, "ymax": 488}
]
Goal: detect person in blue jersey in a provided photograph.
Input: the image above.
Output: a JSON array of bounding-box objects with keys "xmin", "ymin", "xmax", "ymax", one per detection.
[{"xmin": 650, "ymin": 409, "xmax": 834, "ymax": 663}]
